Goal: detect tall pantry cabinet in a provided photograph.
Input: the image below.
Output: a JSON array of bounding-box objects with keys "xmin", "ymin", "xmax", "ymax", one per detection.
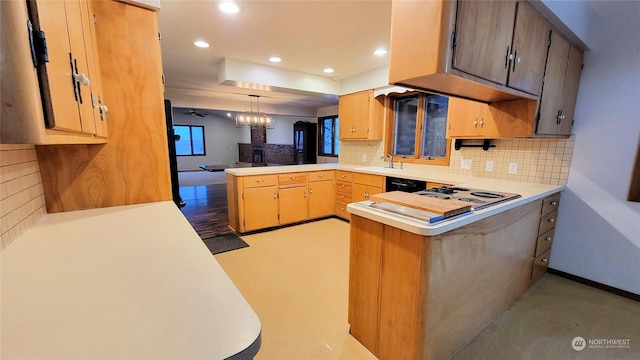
[{"xmin": 34, "ymin": 0, "xmax": 172, "ymax": 212}]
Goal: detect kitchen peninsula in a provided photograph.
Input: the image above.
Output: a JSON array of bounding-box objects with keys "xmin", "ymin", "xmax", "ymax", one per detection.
[{"xmin": 226, "ymin": 164, "xmax": 562, "ymax": 359}]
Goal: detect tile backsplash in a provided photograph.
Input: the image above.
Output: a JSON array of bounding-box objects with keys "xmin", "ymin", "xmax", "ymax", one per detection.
[
  {"xmin": 0, "ymin": 144, "xmax": 46, "ymax": 251},
  {"xmin": 339, "ymin": 136, "xmax": 575, "ymax": 185}
]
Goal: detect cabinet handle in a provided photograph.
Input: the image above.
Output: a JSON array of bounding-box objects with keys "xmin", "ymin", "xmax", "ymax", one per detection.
[
  {"xmin": 256, "ymin": 179, "xmax": 264, "ymax": 183},
  {"xmin": 548, "ymin": 218, "xmax": 555, "ymax": 223},
  {"xmin": 512, "ymin": 50, "xmax": 520, "ymax": 72},
  {"xmin": 474, "ymin": 118, "xmax": 478, "ymax": 128},
  {"xmin": 74, "ymin": 72, "xmax": 91, "ymax": 87},
  {"xmin": 480, "ymin": 118, "xmax": 484, "ymax": 128},
  {"xmin": 541, "ymin": 258, "xmax": 548, "ymax": 263},
  {"xmin": 551, "ymin": 201, "xmax": 558, "ymax": 206},
  {"xmin": 545, "ymin": 237, "xmax": 552, "ymax": 241},
  {"xmin": 504, "ymin": 45, "xmax": 512, "ymax": 69}
]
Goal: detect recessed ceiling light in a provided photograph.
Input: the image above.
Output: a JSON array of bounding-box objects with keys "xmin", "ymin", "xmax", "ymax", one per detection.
[
  {"xmin": 269, "ymin": 56, "xmax": 282, "ymax": 63},
  {"xmin": 323, "ymin": 68, "xmax": 334, "ymax": 74},
  {"xmin": 226, "ymin": 113, "xmax": 232, "ymax": 117},
  {"xmin": 194, "ymin": 40, "xmax": 209, "ymax": 48},
  {"xmin": 219, "ymin": 2, "xmax": 239, "ymax": 14},
  {"xmin": 374, "ymin": 48, "xmax": 388, "ymax": 56}
]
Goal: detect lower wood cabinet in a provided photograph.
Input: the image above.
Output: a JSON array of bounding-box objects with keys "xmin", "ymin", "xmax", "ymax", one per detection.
[
  {"xmin": 279, "ymin": 186, "xmax": 309, "ymax": 225},
  {"xmin": 531, "ymin": 192, "xmax": 560, "ymax": 282},
  {"xmin": 309, "ymin": 179, "xmax": 334, "ymax": 219},
  {"xmin": 352, "ymin": 173, "xmax": 385, "ymax": 202},
  {"xmin": 229, "ymin": 170, "xmax": 337, "ymax": 233},
  {"xmin": 243, "ymin": 186, "xmax": 279, "ymax": 232}
]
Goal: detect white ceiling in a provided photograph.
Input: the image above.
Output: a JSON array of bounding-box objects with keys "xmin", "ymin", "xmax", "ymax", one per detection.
[{"xmin": 157, "ymin": 0, "xmax": 392, "ymax": 114}]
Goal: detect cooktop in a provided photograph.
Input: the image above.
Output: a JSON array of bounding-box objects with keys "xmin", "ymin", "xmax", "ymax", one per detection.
[{"xmin": 413, "ymin": 186, "xmax": 521, "ymax": 211}]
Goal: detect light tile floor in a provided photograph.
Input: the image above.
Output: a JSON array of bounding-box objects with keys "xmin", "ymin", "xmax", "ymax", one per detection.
[{"xmin": 215, "ymin": 218, "xmax": 640, "ymax": 360}]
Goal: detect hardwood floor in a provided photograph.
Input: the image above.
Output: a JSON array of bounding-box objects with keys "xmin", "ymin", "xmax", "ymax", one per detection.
[{"xmin": 179, "ymin": 183, "xmax": 232, "ymax": 239}]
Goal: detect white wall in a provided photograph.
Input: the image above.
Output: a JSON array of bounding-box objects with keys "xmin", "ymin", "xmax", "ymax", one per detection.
[
  {"xmin": 266, "ymin": 116, "xmax": 316, "ymax": 144},
  {"xmin": 173, "ymin": 111, "xmax": 243, "ymax": 171},
  {"xmin": 549, "ymin": 2, "xmax": 640, "ymax": 294}
]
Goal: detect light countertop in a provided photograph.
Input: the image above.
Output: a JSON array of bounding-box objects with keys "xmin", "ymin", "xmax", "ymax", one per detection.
[
  {"xmin": 0, "ymin": 201, "xmax": 261, "ymax": 359},
  {"xmin": 348, "ymin": 177, "xmax": 563, "ymax": 236},
  {"xmin": 224, "ymin": 163, "xmax": 563, "ymax": 236}
]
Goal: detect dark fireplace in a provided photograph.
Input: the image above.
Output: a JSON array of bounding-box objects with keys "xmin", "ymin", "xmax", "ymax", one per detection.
[{"xmin": 252, "ymin": 148, "xmax": 263, "ymax": 163}]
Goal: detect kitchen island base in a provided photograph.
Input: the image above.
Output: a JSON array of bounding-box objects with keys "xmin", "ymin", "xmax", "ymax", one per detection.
[{"xmin": 348, "ymin": 200, "xmax": 542, "ymax": 360}]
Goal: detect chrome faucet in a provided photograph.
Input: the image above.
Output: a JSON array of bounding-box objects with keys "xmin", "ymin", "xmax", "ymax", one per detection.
[{"xmin": 385, "ymin": 154, "xmax": 394, "ymax": 169}]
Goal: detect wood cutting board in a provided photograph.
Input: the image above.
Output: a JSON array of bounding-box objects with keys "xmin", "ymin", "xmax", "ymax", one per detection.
[{"xmin": 369, "ymin": 191, "xmax": 472, "ymax": 218}]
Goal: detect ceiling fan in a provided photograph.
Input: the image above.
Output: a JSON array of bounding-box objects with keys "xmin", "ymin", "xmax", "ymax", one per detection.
[{"xmin": 185, "ymin": 109, "xmax": 207, "ymax": 117}]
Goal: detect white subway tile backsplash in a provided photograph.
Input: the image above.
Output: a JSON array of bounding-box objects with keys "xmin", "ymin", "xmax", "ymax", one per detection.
[{"xmin": 0, "ymin": 144, "xmax": 46, "ymax": 251}]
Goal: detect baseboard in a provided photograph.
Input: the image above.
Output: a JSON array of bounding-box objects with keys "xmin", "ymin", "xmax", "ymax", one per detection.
[{"xmin": 547, "ymin": 268, "xmax": 639, "ymax": 302}]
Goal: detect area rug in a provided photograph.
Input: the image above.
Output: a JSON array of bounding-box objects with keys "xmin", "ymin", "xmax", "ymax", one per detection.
[{"xmin": 202, "ymin": 233, "xmax": 249, "ymax": 255}]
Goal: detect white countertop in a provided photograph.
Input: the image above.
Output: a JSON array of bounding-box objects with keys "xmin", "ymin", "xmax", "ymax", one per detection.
[
  {"xmin": 0, "ymin": 201, "xmax": 261, "ymax": 359},
  {"xmin": 348, "ymin": 177, "xmax": 563, "ymax": 236},
  {"xmin": 224, "ymin": 163, "xmax": 563, "ymax": 236}
]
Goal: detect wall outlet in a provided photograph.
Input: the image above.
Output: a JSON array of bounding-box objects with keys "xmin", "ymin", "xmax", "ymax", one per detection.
[
  {"xmin": 461, "ymin": 159, "xmax": 472, "ymax": 170},
  {"xmin": 509, "ymin": 162, "xmax": 518, "ymax": 174},
  {"xmin": 362, "ymin": 154, "xmax": 367, "ymax": 161},
  {"xmin": 485, "ymin": 160, "xmax": 494, "ymax": 172}
]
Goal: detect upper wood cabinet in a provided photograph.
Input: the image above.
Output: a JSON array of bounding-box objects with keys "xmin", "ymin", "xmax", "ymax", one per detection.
[
  {"xmin": 0, "ymin": 0, "xmax": 106, "ymax": 144},
  {"xmin": 35, "ymin": 0, "xmax": 172, "ymax": 213},
  {"xmin": 447, "ymin": 97, "xmax": 496, "ymax": 138},
  {"xmin": 447, "ymin": 96, "xmax": 538, "ymax": 139},
  {"xmin": 389, "ymin": 0, "xmax": 550, "ymax": 102},
  {"xmin": 338, "ymin": 90, "xmax": 384, "ymax": 140},
  {"xmin": 536, "ymin": 31, "xmax": 584, "ymax": 136},
  {"xmin": 453, "ymin": 0, "xmax": 516, "ymax": 86}
]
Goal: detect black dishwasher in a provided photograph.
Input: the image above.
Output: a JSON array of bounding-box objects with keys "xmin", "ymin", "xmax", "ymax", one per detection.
[{"xmin": 385, "ymin": 176, "xmax": 427, "ymax": 193}]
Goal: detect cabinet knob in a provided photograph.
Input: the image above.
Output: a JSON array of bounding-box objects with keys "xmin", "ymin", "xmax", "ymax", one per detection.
[
  {"xmin": 474, "ymin": 119, "xmax": 478, "ymax": 128},
  {"xmin": 341, "ymin": 184, "xmax": 345, "ymax": 188},
  {"xmin": 290, "ymin": 176, "xmax": 296, "ymax": 180},
  {"xmin": 310, "ymin": 189, "xmax": 313, "ymax": 194},
  {"xmin": 548, "ymin": 218, "xmax": 555, "ymax": 223},
  {"xmin": 319, "ymin": 174, "xmax": 324, "ymax": 178},
  {"xmin": 256, "ymin": 179, "xmax": 264, "ymax": 183},
  {"xmin": 273, "ymin": 193, "xmax": 277, "ymax": 199},
  {"xmin": 551, "ymin": 201, "xmax": 558, "ymax": 206},
  {"xmin": 341, "ymin": 207, "xmax": 345, "ymax": 211},
  {"xmin": 545, "ymin": 237, "xmax": 552, "ymax": 241},
  {"xmin": 304, "ymin": 192, "xmax": 307, "ymax": 198},
  {"xmin": 541, "ymin": 258, "xmax": 548, "ymax": 263},
  {"xmin": 480, "ymin": 118, "xmax": 484, "ymax": 128},
  {"xmin": 341, "ymin": 195, "xmax": 345, "ymax": 199}
]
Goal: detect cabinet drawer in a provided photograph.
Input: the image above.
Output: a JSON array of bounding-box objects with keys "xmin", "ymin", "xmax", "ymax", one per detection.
[
  {"xmin": 309, "ymin": 170, "xmax": 335, "ymax": 182},
  {"xmin": 335, "ymin": 170, "xmax": 353, "ymax": 182},
  {"xmin": 542, "ymin": 193, "xmax": 561, "ymax": 215},
  {"xmin": 535, "ymin": 228, "xmax": 555, "ymax": 257},
  {"xmin": 278, "ymin": 172, "xmax": 308, "ymax": 187},
  {"xmin": 353, "ymin": 173, "xmax": 384, "ymax": 188},
  {"xmin": 336, "ymin": 192, "xmax": 352, "ymax": 203},
  {"xmin": 335, "ymin": 202, "xmax": 351, "ymax": 220},
  {"xmin": 336, "ymin": 181, "xmax": 353, "ymax": 194},
  {"xmin": 243, "ymin": 174, "xmax": 278, "ymax": 188},
  {"xmin": 538, "ymin": 210, "xmax": 558, "ymax": 235},
  {"xmin": 531, "ymin": 248, "xmax": 551, "ymax": 282}
]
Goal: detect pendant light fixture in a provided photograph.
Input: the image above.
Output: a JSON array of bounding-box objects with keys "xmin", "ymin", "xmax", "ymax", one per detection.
[{"xmin": 235, "ymin": 95, "xmax": 275, "ymax": 129}]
